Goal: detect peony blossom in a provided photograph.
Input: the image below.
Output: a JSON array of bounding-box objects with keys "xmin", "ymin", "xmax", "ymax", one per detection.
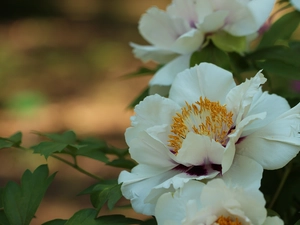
[
  {"xmin": 131, "ymin": 0, "xmax": 275, "ymax": 95},
  {"xmin": 118, "ymin": 63, "xmax": 300, "ymax": 215},
  {"xmin": 155, "ymin": 179, "xmax": 284, "ymax": 225},
  {"xmin": 291, "ymin": 0, "xmax": 300, "ymax": 11}
]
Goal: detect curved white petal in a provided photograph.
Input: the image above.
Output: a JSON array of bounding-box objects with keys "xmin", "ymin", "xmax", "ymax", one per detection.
[
  {"xmin": 222, "ymin": 154, "xmax": 263, "ymax": 191},
  {"xmin": 201, "ymin": 179, "xmax": 266, "ymax": 225},
  {"xmin": 169, "ymin": 63, "xmax": 236, "ymax": 106},
  {"xmin": 263, "ymin": 216, "xmax": 284, "ymax": 225},
  {"xmin": 242, "ymin": 91, "xmax": 291, "ymax": 136},
  {"xmin": 226, "ymin": 71, "xmax": 267, "ymax": 124},
  {"xmin": 139, "ymin": 7, "xmax": 191, "ymax": 49},
  {"xmin": 149, "ymin": 54, "xmax": 190, "ymax": 95},
  {"xmin": 128, "ymin": 94, "xmax": 180, "ymax": 132},
  {"xmin": 118, "ymin": 165, "xmax": 179, "ymax": 215},
  {"xmin": 195, "ymin": 0, "xmax": 214, "ymax": 23},
  {"xmin": 222, "ymin": 0, "xmax": 275, "ymax": 36},
  {"xmin": 237, "ymin": 104, "xmax": 300, "ymax": 169},
  {"xmin": 155, "ymin": 180, "xmax": 204, "ymax": 225},
  {"xmin": 126, "ymin": 129, "xmax": 175, "ymax": 168},
  {"xmin": 130, "ymin": 43, "xmax": 178, "ymax": 64},
  {"xmin": 167, "ymin": 0, "xmax": 199, "ymax": 24},
  {"xmin": 171, "ymin": 29, "xmax": 204, "ymax": 54},
  {"xmin": 176, "ymin": 132, "xmax": 224, "ymax": 166},
  {"xmin": 202, "ymin": 10, "xmax": 228, "ymax": 33},
  {"xmin": 222, "ymin": 112, "xmax": 266, "ymax": 173},
  {"xmin": 291, "ymin": 0, "xmax": 300, "ymax": 11}
]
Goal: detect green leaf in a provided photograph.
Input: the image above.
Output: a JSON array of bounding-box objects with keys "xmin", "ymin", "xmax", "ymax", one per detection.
[
  {"xmin": 32, "ymin": 142, "xmax": 68, "ymax": 159},
  {"xmin": 0, "ymin": 132, "xmax": 23, "ymax": 149},
  {"xmin": 42, "ymin": 219, "xmax": 67, "ymax": 225},
  {"xmin": 90, "ymin": 183, "xmax": 122, "ymax": 211},
  {"xmin": 258, "ymin": 11, "xmax": 300, "ymax": 49},
  {"xmin": 210, "ymin": 31, "xmax": 247, "ymax": 53},
  {"xmin": 140, "ymin": 218, "xmax": 157, "ymax": 225},
  {"xmin": 65, "ymin": 209, "xmax": 142, "ymax": 225},
  {"xmin": 190, "ymin": 43, "xmax": 230, "ymax": 70},
  {"xmin": 228, "ymin": 52, "xmax": 250, "ymax": 75},
  {"xmin": 122, "ymin": 67, "xmax": 157, "ymax": 79},
  {"xmin": 266, "ymin": 208, "xmax": 280, "ymax": 217},
  {"xmin": 0, "ymin": 140, "xmax": 14, "ymax": 149},
  {"xmin": 294, "ymin": 220, "xmax": 300, "ymax": 225},
  {"xmin": 3, "ymin": 165, "xmax": 56, "ymax": 225},
  {"xmin": 65, "ymin": 209, "xmax": 98, "ymax": 225},
  {"xmin": 128, "ymin": 86, "xmax": 149, "ymax": 109},
  {"xmin": 106, "ymin": 159, "xmax": 136, "ymax": 169},
  {"xmin": 96, "ymin": 215, "xmax": 142, "ymax": 225},
  {"xmin": 0, "ymin": 210, "xmax": 10, "ymax": 225},
  {"xmin": 246, "ymin": 45, "xmax": 300, "ymax": 67},
  {"xmin": 77, "ymin": 180, "xmax": 117, "ymax": 196},
  {"xmin": 0, "ymin": 187, "xmax": 3, "ymax": 208},
  {"xmin": 78, "ymin": 137, "xmax": 128, "ymax": 158},
  {"xmin": 76, "ymin": 145, "xmax": 108, "ymax": 163},
  {"xmin": 256, "ymin": 60, "xmax": 300, "ymax": 79},
  {"xmin": 8, "ymin": 132, "xmax": 22, "ymax": 146},
  {"xmin": 35, "ymin": 130, "xmax": 77, "ymax": 144}
]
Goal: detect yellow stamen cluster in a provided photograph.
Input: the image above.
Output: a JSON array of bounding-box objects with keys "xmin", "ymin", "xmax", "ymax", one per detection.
[
  {"xmin": 168, "ymin": 97, "xmax": 233, "ymax": 154},
  {"xmin": 216, "ymin": 216, "xmax": 242, "ymax": 225}
]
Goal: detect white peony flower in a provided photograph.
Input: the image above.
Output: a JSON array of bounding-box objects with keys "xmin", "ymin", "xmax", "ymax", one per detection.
[
  {"xmin": 131, "ymin": 0, "xmax": 275, "ymax": 95},
  {"xmin": 118, "ymin": 63, "xmax": 300, "ymax": 215},
  {"xmin": 291, "ymin": 0, "xmax": 300, "ymax": 11},
  {"xmin": 155, "ymin": 179, "xmax": 284, "ymax": 225}
]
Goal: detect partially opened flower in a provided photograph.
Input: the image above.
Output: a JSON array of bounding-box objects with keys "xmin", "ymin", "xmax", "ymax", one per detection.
[
  {"xmin": 118, "ymin": 63, "xmax": 300, "ymax": 215},
  {"xmin": 132, "ymin": 0, "xmax": 275, "ymax": 95},
  {"xmin": 155, "ymin": 179, "xmax": 284, "ymax": 225},
  {"xmin": 291, "ymin": 0, "xmax": 300, "ymax": 11}
]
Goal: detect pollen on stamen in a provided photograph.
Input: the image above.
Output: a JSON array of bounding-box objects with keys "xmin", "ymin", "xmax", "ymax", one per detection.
[
  {"xmin": 168, "ymin": 97, "xmax": 234, "ymax": 154},
  {"xmin": 215, "ymin": 215, "xmax": 242, "ymax": 225}
]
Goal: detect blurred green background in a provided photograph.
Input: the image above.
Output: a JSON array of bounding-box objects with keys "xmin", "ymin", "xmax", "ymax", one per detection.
[{"xmin": 0, "ymin": 1, "xmax": 170, "ymax": 224}]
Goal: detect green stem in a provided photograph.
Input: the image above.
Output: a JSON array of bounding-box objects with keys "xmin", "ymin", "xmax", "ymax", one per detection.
[
  {"xmin": 17, "ymin": 146, "xmax": 103, "ymax": 181},
  {"xmin": 50, "ymin": 154, "xmax": 103, "ymax": 181},
  {"xmin": 268, "ymin": 163, "xmax": 292, "ymax": 209}
]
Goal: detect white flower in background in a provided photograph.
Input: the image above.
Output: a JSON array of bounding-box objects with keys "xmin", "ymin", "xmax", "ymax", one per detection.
[
  {"xmin": 132, "ymin": 0, "xmax": 275, "ymax": 95},
  {"xmin": 118, "ymin": 63, "xmax": 300, "ymax": 215},
  {"xmin": 155, "ymin": 179, "xmax": 284, "ymax": 225},
  {"xmin": 291, "ymin": 0, "xmax": 300, "ymax": 11}
]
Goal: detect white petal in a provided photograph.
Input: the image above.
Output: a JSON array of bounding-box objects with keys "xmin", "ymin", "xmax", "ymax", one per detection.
[
  {"xmin": 202, "ymin": 10, "xmax": 228, "ymax": 33},
  {"xmin": 176, "ymin": 133, "xmax": 224, "ymax": 166},
  {"xmin": 226, "ymin": 71, "xmax": 267, "ymax": 124},
  {"xmin": 222, "ymin": 112, "xmax": 266, "ymax": 173},
  {"xmin": 167, "ymin": 0, "xmax": 198, "ymax": 24},
  {"xmin": 201, "ymin": 179, "xmax": 266, "ymax": 225},
  {"xmin": 222, "ymin": 154, "xmax": 263, "ymax": 191},
  {"xmin": 237, "ymin": 104, "xmax": 300, "ymax": 169},
  {"xmin": 291, "ymin": 0, "xmax": 300, "ymax": 11},
  {"xmin": 171, "ymin": 29, "xmax": 204, "ymax": 54},
  {"xmin": 223, "ymin": 0, "xmax": 275, "ymax": 36},
  {"xmin": 242, "ymin": 91, "xmax": 291, "ymax": 136},
  {"xmin": 126, "ymin": 129, "xmax": 175, "ymax": 168},
  {"xmin": 118, "ymin": 165, "xmax": 179, "ymax": 215},
  {"xmin": 263, "ymin": 216, "xmax": 284, "ymax": 225},
  {"xmin": 149, "ymin": 54, "xmax": 190, "ymax": 94},
  {"xmin": 155, "ymin": 180, "xmax": 205, "ymax": 225},
  {"xmin": 129, "ymin": 94, "xmax": 180, "ymax": 132},
  {"xmin": 139, "ymin": 7, "xmax": 191, "ymax": 49},
  {"xmin": 130, "ymin": 43, "xmax": 178, "ymax": 64},
  {"xmin": 195, "ymin": 0, "xmax": 214, "ymax": 22},
  {"xmin": 169, "ymin": 63, "xmax": 236, "ymax": 106}
]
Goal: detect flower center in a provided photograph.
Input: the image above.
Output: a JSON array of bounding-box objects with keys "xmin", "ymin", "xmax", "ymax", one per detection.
[
  {"xmin": 168, "ymin": 97, "xmax": 233, "ymax": 154},
  {"xmin": 216, "ymin": 216, "xmax": 242, "ymax": 225}
]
